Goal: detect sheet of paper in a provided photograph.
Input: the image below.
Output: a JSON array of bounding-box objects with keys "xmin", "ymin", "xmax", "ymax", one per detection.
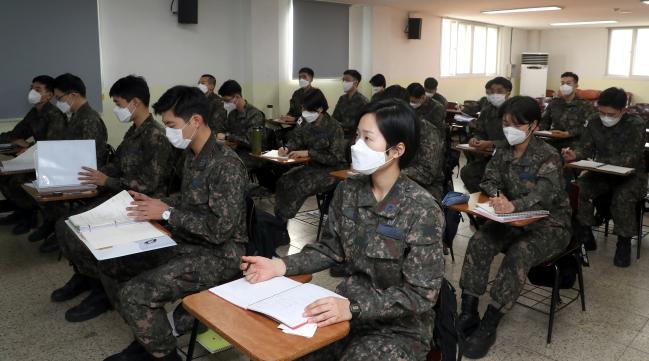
[
  {"xmin": 248, "ymin": 283, "xmax": 346, "ymax": 329},
  {"xmin": 209, "ymin": 276, "xmax": 302, "ymax": 309},
  {"xmin": 81, "ymin": 221, "xmax": 166, "ymax": 250},
  {"xmin": 534, "ymin": 130, "xmax": 553, "ymax": 136},
  {"xmin": 35, "ymin": 140, "xmax": 97, "ymax": 188},
  {"xmin": 261, "ymin": 150, "xmax": 289, "ymax": 160},
  {"xmin": 453, "ymin": 114, "xmax": 475, "ymax": 123},
  {"xmin": 597, "ymin": 164, "xmax": 634, "ymax": 175},
  {"xmin": 69, "ymin": 190, "xmax": 134, "ymax": 230},
  {"xmin": 571, "ymin": 160, "xmax": 605, "ymax": 168},
  {"xmin": 476, "ymin": 202, "xmax": 496, "ymax": 215},
  {"xmin": 1, "ymin": 146, "xmax": 35, "ymax": 172},
  {"xmin": 278, "ymin": 323, "xmax": 317, "ymax": 338}
]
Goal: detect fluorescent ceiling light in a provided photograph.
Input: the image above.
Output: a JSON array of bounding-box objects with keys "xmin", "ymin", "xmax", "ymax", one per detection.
[
  {"xmin": 550, "ymin": 20, "xmax": 618, "ymax": 26},
  {"xmin": 643, "ymin": 1, "xmax": 649, "ymax": 5},
  {"xmin": 482, "ymin": 6, "xmax": 562, "ymax": 14}
]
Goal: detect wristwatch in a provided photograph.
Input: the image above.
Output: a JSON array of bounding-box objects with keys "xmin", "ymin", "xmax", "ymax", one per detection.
[
  {"xmin": 161, "ymin": 207, "xmax": 173, "ymax": 221},
  {"xmin": 349, "ymin": 300, "xmax": 361, "ymax": 319}
]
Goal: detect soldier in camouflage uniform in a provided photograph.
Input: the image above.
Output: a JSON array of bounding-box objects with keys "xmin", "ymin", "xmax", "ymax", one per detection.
[
  {"xmin": 32, "ymin": 73, "xmax": 109, "ymax": 249},
  {"xmin": 540, "ymin": 72, "xmax": 597, "ymax": 150},
  {"xmin": 333, "ymin": 69, "xmax": 369, "ymax": 142},
  {"xmin": 274, "ymin": 89, "xmax": 346, "ymax": 224},
  {"xmin": 424, "ymin": 77, "xmax": 449, "ymax": 109},
  {"xmin": 0, "ymin": 75, "xmax": 67, "ymax": 234},
  {"xmin": 50, "ymin": 76, "xmax": 176, "ymax": 323},
  {"xmin": 214, "ymin": 79, "xmax": 265, "ymax": 171},
  {"xmin": 282, "ymin": 67, "xmax": 316, "ymax": 122},
  {"xmin": 369, "ymin": 73, "xmax": 386, "ymax": 103},
  {"xmin": 458, "ymin": 97, "xmax": 571, "ymax": 358},
  {"xmin": 407, "ymin": 82, "xmax": 447, "ymax": 131},
  {"xmin": 242, "ymin": 99, "xmax": 445, "ymax": 361},
  {"xmin": 563, "ymin": 88, "xmax": 647, "ymax": 267},
  {"xmin": 459, "ymin": 77, "xmax": 511, "ymax": 193},
  {"xmin": 197, "ymin": 74, "xmax": 227, "ymax": 131},
  {"xmin": 403, "ymin": 117, "xmax": 446, "ymax": 200},
  {"xmin": 100, "ymin": 86, "xmax": 248, "ymax": 361}
]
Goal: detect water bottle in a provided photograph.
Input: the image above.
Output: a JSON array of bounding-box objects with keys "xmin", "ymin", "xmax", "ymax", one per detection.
[
  {"xmin": 265, "ymin": 105, "xmax": 274, "ymax": 120},
  {"xmin": 251, "ymin": 126, "xmax": 263, "ymax": 155}
]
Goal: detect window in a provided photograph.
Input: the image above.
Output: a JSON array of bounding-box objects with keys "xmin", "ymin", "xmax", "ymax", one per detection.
[
  {"xmin": 292, "ymin": 0, "xmax": 349, "ymax": 79},
  {"xmin": 441, "ymin": 19, "xmax": 499, "ymax": 77},
  {"xmin": 608, "ymin": 27, "xmax": 649, "ymax": 77}
]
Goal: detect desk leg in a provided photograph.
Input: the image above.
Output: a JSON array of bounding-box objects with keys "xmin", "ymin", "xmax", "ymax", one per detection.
[{"xmin": 185, "ymin": 319, "xmax": 199, "ymax": 361}]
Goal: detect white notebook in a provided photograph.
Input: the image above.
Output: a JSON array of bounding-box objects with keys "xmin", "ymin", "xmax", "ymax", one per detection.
[
  {"xmin": 210, "ymin": 277, "xmax": 346, "ymax": 329},
  {"xmin": 68, "ymin": 190, "xmax": 167, "ymax": 250},
  {"xmin": 34, "ymin": 140, "xmax": 97, "ymax": 188},
  {"xmin": 0, "ymin": 146, "xmax": 35, "ymax": 172},
  {"xmin": 261, "ymin": 150, "xmax": 289, "ymax": 160},
  {"xmin": 474, "ymin": 202, "xmax": 549, "ymax": 223}
]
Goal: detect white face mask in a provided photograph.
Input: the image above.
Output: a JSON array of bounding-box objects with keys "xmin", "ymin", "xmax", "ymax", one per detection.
[
  {"xmin": 301, "ymin": 110, "xmax": 319, "ymax": 123},
  {"xmin": 299, "ymin": 79, "xmax": 310, "ymax": 89},
  {"xmin": 487, "ymin": 94, "xmax": 507, "ymax": 107},
  {"xmin": 165, "ymin": 122, "xmax": 196, "ymax": 149},
  {"xmin": 425, "ymin": 91, "xmax": 435, "ymax": 98},
  {"xmin": 197, "ymin": 83, "xmax": 209, "ymax": 94},
  {"xmin": 410, "ymin": 102, "xmax": 421, "ymax": 109},
  {"xmin": 342, "ymin": 81, "xmax": 354, "ymax": 93},
  {"xmin": 223, "ymin": 99, "xmax": 237, "ymax": 113},
  {"xmin": 113, "ymin": 103, "xmax": 133, "ymax": 123},
  {"xmin": 600, "ymin": 114, "xmax": 622, "ymax": 128},
  {"xmin": 28, "ymin": 89, "xmax": 42, "ymax": 105},
  {"xmin": 372, "ymin": 87, "xmax": 382, "ymax": 95},
  {"xmin": 503, "ymin": 125, "xmax": 532, "ymax": 146},
  {"xmin": 560, "ymin": 84, "xmax": 574, "ymax": 96},
  {"xmin": 56, "ymin": 99, "xmax": 71, "ymax": 114},
  {"xmin": 351, "ymin": 138, "xmax": 393, "ymax": 175}
]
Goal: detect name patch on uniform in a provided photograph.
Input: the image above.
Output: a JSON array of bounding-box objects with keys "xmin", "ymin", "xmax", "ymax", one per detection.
[{"xmin": 376, "ymin": 223, "xmax": 403, "ymax": 240}]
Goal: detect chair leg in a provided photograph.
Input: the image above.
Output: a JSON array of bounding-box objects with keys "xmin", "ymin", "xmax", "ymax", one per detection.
[
  {"xmin": 316, "ymin": 213, "xmax": 324, "ymax": 242},
  {"xmin": 185, "ymin": 318, "xmax": 199, "ymax": 361},
  {"xmin": 547, "ymin": 264, "xmax": 561, "ymax": 344},
  {"xmin": 449, "ymin": 245, "xmax": 455, "ymax": 263},
  {"xmin": 575, "ymin": 253, "xmax": 586, "ymax": 311},
  {"xmin": 637, "ymin": 203, "xmax": 643, "ymax": 260},
  {"xmin": 604, "ymin": 219, "xmax": 609, "ymax": 238}
]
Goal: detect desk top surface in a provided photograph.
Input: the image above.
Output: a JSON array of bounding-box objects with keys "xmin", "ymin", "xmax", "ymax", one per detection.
[
  {"xmin": 183, "ymin": 274, "xmax": 350, "ymax": 361},
  {"xmin": 21, "ymin": 184, "xmax": 98, "ymax": 203},
  {"xmin": 449, "ymin": 192, "xmax": 542, "ymax": 227}
]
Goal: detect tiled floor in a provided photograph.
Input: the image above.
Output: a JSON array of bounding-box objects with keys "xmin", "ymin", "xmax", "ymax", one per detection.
[{"xmin": 3, "ymin": 170, "xmax": 649, "ymax": 361}]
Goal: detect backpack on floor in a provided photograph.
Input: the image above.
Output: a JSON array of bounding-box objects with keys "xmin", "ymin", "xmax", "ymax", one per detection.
[
  {"xmin": 527, "ymin": 253, "xmax": 578, "ymax": 289},
  {"xmin": 245, "ymin": 198, "xmax": 290, "ymax": 258},
  {"xmin": 431, "ymin": 278, "xmax": 462, "ymax": 361}
]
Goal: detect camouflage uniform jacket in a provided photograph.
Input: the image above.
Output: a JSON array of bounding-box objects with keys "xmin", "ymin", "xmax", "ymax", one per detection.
[
  {"xmin": 333, "ymin": 91, "xmax": 369, "ymax": 139},
  {"xmin": 287, "ymin": 87, "xmax": 314, "ymax": 119},
  {"xmin": 540, "ymin": 96, "xmax": 596, "ymax": 145},
  {"xmin": 471, "ymin": 103, "xmax": 506, "ymax": 148},
  {"xmin": 66, "ymin": 102, "xmax": 108, "ymax": 167},
  {"xmin": 206, "ymin": 92, "xmax": 227, "ymax": 132},
  {"xmin": 214, "ymin": 101, "xmax": 264, "ymax": 149},
  {"xmin": 480, "ymin": 136, "xmax": 572, "ymax": 229},
  {"xmin": 161, "ymin": 135, "xmax": 248, "ymax": 258},
  {"xmin": 402, "ymin": 118, "xmax": 445, "ymax": 197},
  {"xmin": 283, "ymin": 174, "xmax": 445, "ymax": 345},
  {"xmin": 0, "ymin": 102, "xmax": 65, "ymax": 143},
  {"xmin": 573, "ymin": 113, "xmax": 647, "ymax": 181},
  {"xmin": 285, "ymin": 113, "xmax": 346, "ymax": 169},
  {"xmin": 416, "ymin": 98, "xmax": 447, "ymax": 131},
  {"xmin": 431, "ymin": 92, "xmax": 449, "ymax": 109},
  {"xmin": 101, "ymin": 115, "xmax": 175, "ymax": 198}
]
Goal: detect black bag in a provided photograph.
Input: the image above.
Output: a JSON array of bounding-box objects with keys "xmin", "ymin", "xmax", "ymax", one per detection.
[
  {"xmin": 433, "ymin": 278, "xmax": 461, "ymax": 361},
  {"xmin": 527, "ymin": 254, "xmax": 578, "ymax": 289},
  {"xmin": 444, "ymin": 208, "xmax": 462, "ymax": 250},
  {"xmin": 245, "ymin": 198, "xmax": 290, "ymax": 258}
]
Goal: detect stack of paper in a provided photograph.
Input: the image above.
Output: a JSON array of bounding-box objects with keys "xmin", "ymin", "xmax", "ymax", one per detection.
[
  {"xmin": 0, "ymin": 146, "xmax": 35, "ymax": 172},
  {"xmin": 261, "ymin": 150, "xmax": 289, "ymax": 160},
  {"xmin": 474, "ymin": 203, "xmax": 549, "ymax": 223},
  {"xmin": 34, "ymin": 140, "xmax": 96, "ymax": 188}
]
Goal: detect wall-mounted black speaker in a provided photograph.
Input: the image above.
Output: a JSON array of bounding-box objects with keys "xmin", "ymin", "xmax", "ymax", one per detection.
[
  {"xmin": 178, "ymin": 0, "xmax": 198, "ymax": 24},
  {"xmin": 407, "ymin": 18, "xmax": 422, "ymax": 39}
]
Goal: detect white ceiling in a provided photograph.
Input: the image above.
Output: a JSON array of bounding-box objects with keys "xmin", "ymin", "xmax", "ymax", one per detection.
[{"xmin": 331, "ymin": 0, "xmax": 649, "ymax": 29}]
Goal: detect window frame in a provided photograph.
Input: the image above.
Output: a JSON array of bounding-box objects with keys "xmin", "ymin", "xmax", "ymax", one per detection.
[
  {"xmin": 606, "ymin": 27, "xmax": 649, "ymax": 79},
  {"xmin": 440, "ymin": 18, "xmax": 500, "ymax": 78}
]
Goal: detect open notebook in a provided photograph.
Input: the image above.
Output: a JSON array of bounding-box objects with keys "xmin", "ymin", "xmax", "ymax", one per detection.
[
  {"xmin": 68, "ymin": 190, "xmax": 169, "ymax": 250},
  {"xmin": 0, "ymin": 146, "xmax": 35, "ymax": 172},
  {"xmin": 210, "ymin": 277, "xmax": 346, "ymax": 330},
  {"xmin": 261, "ymin": 150, "xmax": 290, "ymax": 160},
  {"xmin": 474, "ymin": 202, "xmax": 549, "ymax": 223}
]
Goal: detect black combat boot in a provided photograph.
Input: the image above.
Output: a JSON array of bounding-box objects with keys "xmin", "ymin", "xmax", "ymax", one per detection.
[
  {"xmin": 51, "ymin": 272, "xmax": 93, "ymax": 302},
  {"xmin": 103, "ymin": 340, "xmax": 150, "ymax": 361},
  {"xmin": 65, "ymin": 281, "xmax": 112, "ymax": 322},
  {"xmin": 457, "ymin": 292, "xmax": 480, "ymax": 338},
  {"xmin": 614, "ymin": 236, "xmax": 631, "ymax": 268},
  {"xmin": 462, "ymin": 305, "xmax": 504, "ymax": 359}
]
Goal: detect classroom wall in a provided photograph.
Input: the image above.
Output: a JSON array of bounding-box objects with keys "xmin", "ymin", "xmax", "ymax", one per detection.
[{"xmin": 538, "ymin": 28, "xmax": 649, "ymax": 103}]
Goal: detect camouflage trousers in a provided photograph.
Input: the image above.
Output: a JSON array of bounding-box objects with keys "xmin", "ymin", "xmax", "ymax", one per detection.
[
  {"xmin": 0, "ymin": 173, "xmax": 37, "ymax": 211},
  {"xmin": 459, "ymin": 157, "xmax": 489, "ymax": 193},
  {"xmin": 576, "ymin": 172, "xmax": 647, "ymax": 237},
  {"xmin": 460, "ymin": 221, "xmax": 570, "ymax": 310},
  {"xmin": 274, "ymin": 165, "xmax": 338, "ymax": 222},
  {"xmin": 298, "ymin": 329, "xmax": 429, "ymax": 361},
  {"xmin": 116, "ymin": 244, "xmax": 241, "ymax": 357}
]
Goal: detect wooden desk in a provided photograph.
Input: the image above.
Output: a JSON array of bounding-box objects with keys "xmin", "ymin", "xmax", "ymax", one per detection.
[
  {"xmin": 0, "ymin": 168, "xmax": 34, "ymax": 176},
  {"xmin": 449, "ymin": 192, "xmax": 543, "ymax": 228},
  {"xmin": 21, "ymin": 183, "xmax": 98, "ymax": 203},
  {"xmin": 565, "ymin": 162, "xmax": 635, "ymax": 176},
  {"xmin": 183, "ymin": 274, "xmax": 350, "ymax": 361},
  {"xmin": 534, "ymin": 130, "xmax": 571, "ymax": 139},
  {"xmin": 251, "ymin": 151, "xmax": 310, "ymax": 165},
  {"xmin": 455, "ymin": 144, "xmax": 494, "ymax": 156},
  {"xmin": 329, "ymin": 169, "xmax": 357, "ymax": 181}
]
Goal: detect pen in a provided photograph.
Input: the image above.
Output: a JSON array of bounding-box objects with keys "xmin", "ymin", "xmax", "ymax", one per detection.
[{"xmin": 496, "ymin": 189, "xmax": 500, "ymax": 197}]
